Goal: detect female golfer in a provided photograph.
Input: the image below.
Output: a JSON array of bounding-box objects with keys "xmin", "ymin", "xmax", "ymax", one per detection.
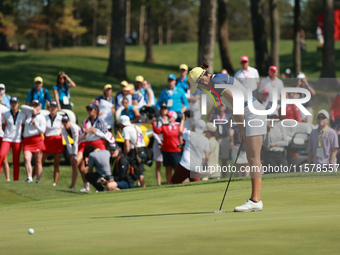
[
  {"xmin": 43, "ymin": 101, "xmax": 64, "ymax": 186},
  {"xmin": 0, "ymin": 97, "xmax": 25, "ymax": 181},
  {"xmin": 188, "ymin": 62, "xmax": 266, "ymax": 212},
  {"xmin": 21, "ymin": 100, "xmax": 46, "ymax": 183}
]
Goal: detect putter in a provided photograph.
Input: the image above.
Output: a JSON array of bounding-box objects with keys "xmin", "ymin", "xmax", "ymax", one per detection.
[{"xmin": 213, "ymin": 139, "xmax": 244, "ymax": 213}]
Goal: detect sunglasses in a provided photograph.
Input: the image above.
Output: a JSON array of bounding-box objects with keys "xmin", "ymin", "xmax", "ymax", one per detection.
[
  {"xmin": 32, "ymin": 104, "xmax": 39, "ymax": 107},
  {"xmin": 168, "ymin": 79, "xmax": 174, "ymax": 82},
  {"xmin": 317, "ymin": 116, "xmax": 327, "ymax": 120},
  {"xmin": 161, "ymin": 106, "xmax": 168, "ymax": 109},
  {"xmin": 34, "ymin": 81, "xmax": 42, "ymax": 84},
  {"xmin": 179, "ymin": 69, "xmax": 186, "ymax": 72}
]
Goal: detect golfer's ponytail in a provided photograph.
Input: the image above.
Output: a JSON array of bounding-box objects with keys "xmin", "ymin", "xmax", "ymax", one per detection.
[{"xmin": 201, "ymin": 62, "xmax": 210, "ymax": 76}]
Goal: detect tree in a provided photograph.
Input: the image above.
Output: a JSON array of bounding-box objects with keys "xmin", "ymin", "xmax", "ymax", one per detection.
[
  {"xmin": 218, "ymin": 0, "xmax": 234, "ymax": 74},
  {"xmin": 198, "ymin": 0, "xmax": 217, "ymax": 73},
  {"xmin": 0, "ymin": 12, "xmax": 17, "ymax": 50},
  {"xmin": 250, "ymin": 0, "xmax": 269, "ymax": 75},
  {"xmin": 269, "ymin": 0, "xmax": 279, "ymax": 69},
  {"xmin": 144, "ymin": 4, "xmax": 154, "ymax": 63},
  {"xmin": 293, "ymin": 0, "xmax": 301, "ymax": 76},
  {"xmin": 321, "ymin": 0, "xmax": 336, "ymax": 78},
  {"xmin": 106, "ymin": 0, "xmax": 127, "ymax": 79},
  {"xmin": 45, "ymin": 0, "xmax": 52, "ymax": 51}
]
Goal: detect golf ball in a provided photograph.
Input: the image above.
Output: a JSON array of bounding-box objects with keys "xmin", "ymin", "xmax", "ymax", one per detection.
[{"xmin": 28, "ymin": 228, "xmax": 34, "ymax": 235}]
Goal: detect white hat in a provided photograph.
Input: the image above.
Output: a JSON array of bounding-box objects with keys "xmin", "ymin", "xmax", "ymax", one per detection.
[
  {"xmin": 195, "ymin": 119, "xmax": 206, "ymax": 135},
  {"xmin": 0, "ymin": 83, "xmax": 5, "ymax": 89},
  {"xmin": 206, "ymin": 122, "xmax": 217, "ymax": 132},
  {"xmin": 317, "ymin": 109, "xmax": 329, "ymax": 119},
  {"xmin": 118, "ymin": 115, "xmax": 131, "ymax": 126},
  {"xmin": 297, "ymin": 72, "xmax": 306, "ymax": 79}
]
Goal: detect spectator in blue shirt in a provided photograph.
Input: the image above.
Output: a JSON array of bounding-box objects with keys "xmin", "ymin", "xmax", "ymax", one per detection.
[
  {"xmin": 157, "ymin": 74, "xmax": 189, "ymax": 122},
  {"xmin": 53, "ymin": 71, "xmax": 76, "ymax": 110},
  {"xmin": 121, "ymin": 97, "xmax": 140, "ymax": 123},
  {"xmin": 0, "ymin": 84, "xmax": 10, "ymax": 108},
  {"xmin": 25, "ymin": 76, "xmax": 52, "ymax": 110},
  {"xmin": 176, "ymin": 64, "xmax": 189, "ymax": 92},
  {"xmin": 135, "ymin": 75, "xmax": 146, "ymax": 107}
]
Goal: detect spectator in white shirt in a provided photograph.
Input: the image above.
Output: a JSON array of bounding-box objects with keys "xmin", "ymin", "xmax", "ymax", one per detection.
[
  {"xmin": 62, "ymin": 115, "xmax": 80, "ymax": 190},
  {"xmin": 43, "ymin": 101, "xmax": 64, "ymax": 186},
  {"xmin": 258, "ymin": 65, "xmax": 284, "ymax": 102},
  {"xmin": 0, "ymin": 97, "xmax": 25, "ymax": 181},
  {"xmin": 21, "ymin": 100, "xmax": 47, "ymax": 183},
  {"xmin": 234, "ymin": 56, "xmax": 260, "ymax": 98}
]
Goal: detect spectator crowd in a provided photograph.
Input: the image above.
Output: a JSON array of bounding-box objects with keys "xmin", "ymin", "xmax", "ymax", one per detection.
[{"xmin": 0, "ymin": 58, "xmax": 339, "ymax": 192}]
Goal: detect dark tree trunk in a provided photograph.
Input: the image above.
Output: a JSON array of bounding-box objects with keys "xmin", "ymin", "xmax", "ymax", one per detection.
[
  {"xmin": 250, "ymin": 0, "xmax": 269, "ymax": 76},
  {"xmin": 270, "ymin": 0, "xmax": 279, "ymax": 69},
  {"xmin": 144, "ymin": 5, "xmax": 154, "ymax": 63},
  {"xmin": 106, "ymin": 0, "xmax": 127, "ymax": 79},
  {"xmin": 139, "ymin": 4, "xmax": 145, "ymax": 45},
  {"xmin": 218, "ymin": 0, "xmax": 234, "ymax": 74},
  {"xmin": 166, "ymin": 14, "xmax": 171, "ymax": 44},
  {"xmin": 92, "ymin": 0, "xmax": 97, "ymax": 47},
  {"xmin": 45, "ymin": 0, "xmax": 52, "ymax": 51},
  {"xmin": 293, "ymin": 0, "xmax": 301, "ymax": 76},
  {"xmin": 198, "ymin": 0, "xmax": 217, "ymax": 73},
  {"xmin": 321, "ymin": 0, "xmax": 336, "ymax": 78}
]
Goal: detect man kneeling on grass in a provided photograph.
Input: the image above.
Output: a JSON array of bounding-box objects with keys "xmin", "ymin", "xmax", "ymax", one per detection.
[{"xmin": 84, "ymin": 144, "xmax": 134, "ymax": 192}]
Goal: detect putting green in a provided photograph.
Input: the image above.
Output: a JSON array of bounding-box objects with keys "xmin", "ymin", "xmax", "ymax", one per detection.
[{"xmin": 0, "ymin": 177, "xmax": 339, "ymax": 255}]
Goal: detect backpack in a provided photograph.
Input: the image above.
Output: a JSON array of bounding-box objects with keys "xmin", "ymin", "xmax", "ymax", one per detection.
[
  {"xmin": 116, "ymin": 155, "xmax": 140, "ymax": 182},
  {"xmin": 30, "ymin": 87, "xmax": 47, "ymax": 103}
]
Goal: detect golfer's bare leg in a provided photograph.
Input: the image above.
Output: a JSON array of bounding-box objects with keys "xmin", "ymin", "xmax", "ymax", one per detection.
[{"xmin": 245, "ymin": 135, "xmax": 263, "ymax": 202}]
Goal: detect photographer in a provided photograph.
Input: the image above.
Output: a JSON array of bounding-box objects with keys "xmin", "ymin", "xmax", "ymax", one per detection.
[
  {"xmin": 84, "ymin": 145, "xmax": 112, "ymax": 192},
  {"xmin": 106, "ymin": 143, "xmax": 135, "ymax": 190}
]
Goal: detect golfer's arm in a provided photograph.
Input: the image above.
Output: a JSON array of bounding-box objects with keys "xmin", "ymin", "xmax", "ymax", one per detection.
[{"xmin": 330, "ymin": 148, "xmax": 338, "ymax": 164}]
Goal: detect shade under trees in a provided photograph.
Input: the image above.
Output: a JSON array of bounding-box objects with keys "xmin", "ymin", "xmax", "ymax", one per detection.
[
  {"xmin": 293, "ymin": 0, "xmax": 301, "ymax": 76},
  {"xmin": 269, "ymin": 0, "xmax": 279, "ymax": 69}
]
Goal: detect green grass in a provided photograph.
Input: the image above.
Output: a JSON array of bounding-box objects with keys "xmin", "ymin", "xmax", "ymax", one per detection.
[{"xmin": 0, "ymin": 177, "xmax": 339, "ymax": 255}]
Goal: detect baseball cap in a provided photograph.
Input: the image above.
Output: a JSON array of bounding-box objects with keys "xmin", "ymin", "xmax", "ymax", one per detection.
[
  {"xmin": 120, "ymin": 80, "xmax": 128, "ymax": 87},
  {"xmin": 124, "ymin": 84, "xmax": 134, "ymax": 91},
  {"xmin": 86, "ymin": 103, "xmax": 99, "ymax": 111},
  {"xmin": 119, "ymin": 115, "xmax": 131, "ymax": 126},
  {"xmin": 104, "ymin": 84, "xmax": 112, "ymax": 91},
  {"xmin": 262, "ymin": 88, "xmax": 270, "ymax": 95},
  {"xmin": 168, "ymin": 74, "xmax": 176, "ymax": 80},
  {"xmin": 62, "ymin": 115, "xmax": 70, "ymax": 122},
  {"xmin": 167, "ymin": 111, "xmax": 177, "ymax": 120},
  {"xmin": 195, "ymin": 119, "xmax": 206, "ymax": 135},
  {"xmin": 108, "ymin": 143, "xmax": 119, "ymax": 150},
  {"xmin": 10, "ymin": 96, "xmax": 19, "ymax": 103},
  {"xmin": 34, "ymin": 76, "xmax": 43, "ymax": 83},
  {"xmin": 135, "ymin": 75, "xmax": 144, "ymax": 83},
  {"xmin": 179, "ymin": 64, "xmax": 188, "ymax": 71},
  {"xmin": 0, "ymin": 83, "xmax": 5, "ymax": 89},
  {"xmin": 188, "ymin": 67, "xmax": 205, "ymax": 93},
  {"xmin": 132, "ymin": 93, "xmax": 141, "ymax": 101},
  {"xmin": 31, "ymin": 99, "xmax": 39, "ymax": 106},
  {"xmin": 49, "ymin": 100, "xmax": 58, "ymax": 107},
  {"xmin": 206, "ymin": 122, "xmax": 217, "ymax": 132},
  {"xmin": 297, "ymin": 72, "xmax": 306, "ymax": 79},
  {"xmin": 240, "ymin": 56, "xmax": 249, "ymax": 63},
  {"xmin": 317, "ymin": 109, "xmax": 329, "ymax": 119},
  {"xmin": 269, "ymin": 66, "xmax": 278, "ymax": 72}
]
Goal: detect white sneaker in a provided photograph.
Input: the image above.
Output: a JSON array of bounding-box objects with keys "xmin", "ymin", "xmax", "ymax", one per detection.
[
  {"xmin": 22, "ymin": 178, "xmax": 33, "ymax": 183},
  {"xmin": 234, "ymin": 199, "xmax": 263, "ymax": 212},
  {"xmin": 52, "ymin": 183, "xmax": 57, "ymax": 187}
]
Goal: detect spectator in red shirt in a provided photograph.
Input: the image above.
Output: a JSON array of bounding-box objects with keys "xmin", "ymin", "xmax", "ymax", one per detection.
[
  {"xmin": 331, "ymin": 93, "xmax": 340, "ymax": 130},
  {"xmin": 279, "ymin": 93, "xmax": 301, "ymax": 123},
  {"xmin": 150, "ymin": 110, "xmax": 182, "ymax": 184}
]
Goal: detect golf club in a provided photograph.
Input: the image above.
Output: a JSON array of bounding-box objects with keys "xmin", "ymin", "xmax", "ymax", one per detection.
[{"xmin": 214, "ymin": 139, "xmax": 244, "ymax": 213}]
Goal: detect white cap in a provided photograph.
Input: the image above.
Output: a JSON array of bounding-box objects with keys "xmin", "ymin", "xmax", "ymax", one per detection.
[
  {"xmin": 195, "ymin": 119, "xmax": 206, "ymax": 135},
  {"xmin": 206, "ymin": 122, "xmax": 217, "ymax": 132},
  {"xmin": 297, "ymin": 72, "xmax": 306, "ymax": 79},
  {"xmin": 118, "ymin": 115, "xmax": 132, "ymax": 126},
  {"xmin": 317, "ymin": 109, "xmax": 329, "ymax": 119},
  {"xmin": 0, "ymin": 83, "xmax": 5, "ymax": 89}
]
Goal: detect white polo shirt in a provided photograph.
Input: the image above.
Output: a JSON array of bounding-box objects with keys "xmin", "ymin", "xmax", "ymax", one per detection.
[
  {"xmin": 62, "ymin": 123, "xmax": 80, "ymax": 155},
  {"xmin": 234, "ymin": 66, "xmax": 260, "ymax": 92},
  {"xmin": 23, "ymin": 113, "xmax": 46, "ymax": 138},
  {"xmin": 0, "ymin": 104, "xmax": 10, "ymax": 138},
  {"xmin": 45, "ymin": 114, "xmax": 63, "ymax": 137},
  {"xmin": 2, "ymin": 110, "xmax": 26, "ymax": 142},
  {"xmin": 258, "ymin": 76, "xmax": 284, "ymax": 101},
  {"xmin": 122, "ymin": 124, "xmax": 145, "ymax": 148}
]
